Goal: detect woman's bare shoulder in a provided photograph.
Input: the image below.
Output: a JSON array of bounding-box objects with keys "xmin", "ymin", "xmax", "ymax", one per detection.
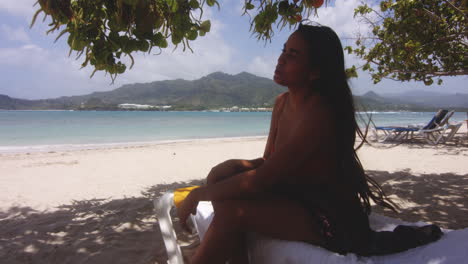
[
  {"xmin": 302, "ymin": 96, "xmax": 336, "ymax": 133},
  {"xmin": 272, "ymin": 92, "xmax": 289, "ymax": 114},
  {"xmin": 275, "ymin": 92, "xmax": 289, "ymax": 105}
]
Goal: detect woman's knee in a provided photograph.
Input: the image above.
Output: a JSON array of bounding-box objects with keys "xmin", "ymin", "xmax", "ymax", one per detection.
[{"xmin": 212, "ymin": 200, "xmax": 249, "ymax": 230}]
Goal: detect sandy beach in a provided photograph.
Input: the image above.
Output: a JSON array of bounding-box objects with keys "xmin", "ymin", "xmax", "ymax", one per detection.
[{"xmin": 1, "ymin": 131, "xmax": 467, "ymax": 264}]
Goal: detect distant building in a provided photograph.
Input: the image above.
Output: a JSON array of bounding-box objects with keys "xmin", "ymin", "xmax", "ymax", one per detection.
[
  {"xmin": 218, "ymin": 106, "xmax": 272, "ymax": 112},
  {"xmin": 256, "ymin": 108, "xmax": 272, "ymax": 112},
  {"xmin": 118, "ymin": 104, "xmax": 172, "ymax": 110},
  {"xmin": 118, "ymin": 103, "xmax": 155, "ymax": 109}
]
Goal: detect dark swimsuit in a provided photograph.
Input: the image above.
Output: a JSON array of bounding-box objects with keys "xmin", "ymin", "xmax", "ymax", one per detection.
[
  {"xmin": 270, "ymin": 182, "xmax": 373, "ymax": 255},
  {"xmin": 271, "ymin": 177, "xmax": 443, "ymax": 256}
]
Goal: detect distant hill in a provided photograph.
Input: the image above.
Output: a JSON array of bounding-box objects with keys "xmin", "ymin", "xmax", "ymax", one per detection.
[
  {"xmin": 354, "ymin": 92, "xmax": 430, "ymax": 111},
  {"xmin": 0, "ymin": 72, "xmax": 285, "ymax": 110},
  {"xmin": 381, "ymin": 90, "xmax": 468, "ymax": 109},
  {"xmin": 0, "ymin": 72, "xmax": 466, "ymax": 111},
  {"xmin": 0, "ymin": 94, "xmax": 77, "ymax": 110},
  {"xmin": 354, "ymin": 91, "xmax": 435, "ymax": 111}
]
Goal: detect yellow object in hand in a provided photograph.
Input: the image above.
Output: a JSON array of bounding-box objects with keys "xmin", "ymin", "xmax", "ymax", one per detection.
[{"xmin": 174, "ymin": 186, "xmax": 200, "ymax": 208}]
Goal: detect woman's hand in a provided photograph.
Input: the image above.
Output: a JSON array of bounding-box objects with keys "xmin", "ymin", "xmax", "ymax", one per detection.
[
  {"xmin": 177, "ymin": 188, "xmax": 202, "ymax": 232},
  {"xmin": 207, "ymin": 158, "xmax": 264, "ymax": 185}
]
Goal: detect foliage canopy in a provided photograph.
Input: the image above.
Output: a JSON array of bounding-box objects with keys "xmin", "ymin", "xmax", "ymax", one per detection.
[
  {"xmin": 31, "ymin": 0, "xmax": 467, "ymax": 86},
  {"xmin": 31, "ymin": 0, "xmax": 327, "ymax": 81},
  {"xmin": 346, "ymin": 0, "xmax": 467, "ymax": 85}
]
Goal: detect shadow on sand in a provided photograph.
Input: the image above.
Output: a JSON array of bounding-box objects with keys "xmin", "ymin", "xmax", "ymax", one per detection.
[
  {"xmin": 1, "ymin": 170, "xmax": 467, "ymax": 263},
  {"xmin": 369, "ymin": 170, "xmax": 468, "ymax": 230},
  {"xmin": 0, "ymin": 179, "xmax": 204, "ymax": 264}
]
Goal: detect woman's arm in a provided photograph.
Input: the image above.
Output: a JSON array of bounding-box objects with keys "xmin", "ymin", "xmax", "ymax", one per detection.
[
  {"xmin": 197, "ymin": 100, "xmax": 336, "ymax": 202},
  {"xmin": 178, "ymin": 99, "xmax": 335, "ymax": 227},
  {"xmin": 263, "ymin": 93, "xmax": 287, "ymax": 159},
  {"xmin": 206, "ymin": 158, "xmax": 265, "ymax": 185},
  {"xmin": 207, "ymin": 93, "xmax": 287, "ymax": 185}
]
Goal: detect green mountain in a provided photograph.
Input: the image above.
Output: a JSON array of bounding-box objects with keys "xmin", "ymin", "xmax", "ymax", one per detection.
[
  {"xmin": 1, "ymin": 72, "xmax": 464, "ymax": 111},
  {"xmin": 0, "ymin": 72, "xmax": 285, "ymax": 110},
  {"xmin": 354, "ymin": 91, "xmax": 433, "ymax": 111}
]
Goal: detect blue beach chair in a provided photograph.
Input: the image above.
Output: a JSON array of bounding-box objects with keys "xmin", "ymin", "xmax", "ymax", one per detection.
[{"xmin": 373, "ymin": 110, "xmax": 451, "ymax": 144}]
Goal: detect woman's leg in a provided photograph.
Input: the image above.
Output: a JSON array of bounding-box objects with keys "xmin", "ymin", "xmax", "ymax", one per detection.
[
  {"xmin": 228, "ymin": 231, "xmax": 248, "ymax": 264},
  {"xmin": 190, "ymin": 198, "xmax": 325, "ymax": 264}
]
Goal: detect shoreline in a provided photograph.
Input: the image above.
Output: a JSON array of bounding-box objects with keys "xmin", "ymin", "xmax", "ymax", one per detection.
[
  {"xmin": 1, "ymin": 125, "xmax": 466, "ymax": 154},
  {"xmin": 0, "ymin": 135, "xmax": 268, "ymax": 154}
]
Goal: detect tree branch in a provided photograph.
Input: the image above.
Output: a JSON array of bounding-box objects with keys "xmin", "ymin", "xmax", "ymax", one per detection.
[
  {"xmin": 387, "ymin": 69, "xmax": 468, "ymax": 77},
  {"xmin": 420, "ymin": 31, "xmax": 468, "ymax": 48},
  {"xmin": 442, "ymin": 0, "xmax": 468, "ymax": 18}
]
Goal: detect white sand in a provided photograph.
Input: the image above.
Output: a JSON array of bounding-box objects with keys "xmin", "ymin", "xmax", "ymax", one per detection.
[
  {"xmin": 0, "ymin": 132, "xmax": 467, "ymax": 263},
  {"xmin": 0, "ymin": 137, "xmax": 265, "ymax": 211}
]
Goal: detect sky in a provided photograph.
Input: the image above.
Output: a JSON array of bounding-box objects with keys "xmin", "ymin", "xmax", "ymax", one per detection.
[{"xmin": 0, "ymin": 0, "xmax": 466, "ymax": 100}]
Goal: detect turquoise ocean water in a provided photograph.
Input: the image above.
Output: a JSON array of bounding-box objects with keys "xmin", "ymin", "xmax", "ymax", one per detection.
[{"xmin": 0, "ymin": 110, "xmax": 466, "ymax": 153}]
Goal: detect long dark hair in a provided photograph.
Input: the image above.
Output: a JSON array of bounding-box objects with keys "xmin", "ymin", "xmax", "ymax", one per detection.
[{"xmin": 296, "ymin": 24, "xmax": 396, "ymax": 214}]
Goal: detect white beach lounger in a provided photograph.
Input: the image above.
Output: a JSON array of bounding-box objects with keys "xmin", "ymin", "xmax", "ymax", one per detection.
[{"xmin": 155, "ymin": 191, "xmax": 468, "ymax": 264}]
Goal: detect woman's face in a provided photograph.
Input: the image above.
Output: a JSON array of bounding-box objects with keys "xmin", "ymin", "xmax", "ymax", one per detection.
[{"xmin": 273, "ymin": 31, "xmax": 314, "ymax": 88}]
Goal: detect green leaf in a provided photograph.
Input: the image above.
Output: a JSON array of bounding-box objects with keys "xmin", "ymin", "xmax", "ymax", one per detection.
[
  {"xmin": 207, "ymin": 0, "xmax": 216, "ymax": 7},
  {"xmin": 137, "ymin": 40, "xmax": 150, "ymax": 52},
  {"xmin": 200, "ymin": 20, "xmax": 211, "ymax": 33},
  {"xmin": 151, "ymin": 32, "xmax": 164, "ymax": 46},
  {"xmin": 186, "ymin": 30, "xmax": 198, "ymax": 40},
  {"xmin": 278, "ymin": 1, "xmax": 288, "ymax": 16},
  {"xmin": 189, "ymin": 0, "xmax": 200, "ymax": 9},
  {"xmin": 159, "ymin": 38, "xmax": 168, "ymax": 48},
  {"xmin": 345, "ymin": 66, "xmax": 358, "ymax": 78},
  {"xmin": 167, "ymin": 0, "xmax": 178, "ymax": 13},
  {"xmin": 171, "ymin": 32, "xmax": 183, "ymax": 45},
  {"xmin": 344, "ymin": 46, "xmax": 353, "ymax": 54},
  {"xmin": 423, "ymin": 78, "xmax": 434, "ymax": 86}
]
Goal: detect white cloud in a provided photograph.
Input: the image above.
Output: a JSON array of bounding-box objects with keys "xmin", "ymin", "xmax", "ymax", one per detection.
[
  {"xmin": 102, "ymin": 4, "xmax": 240, "ymax": 84},
  {"xmin": 0, "ymin": 0, "xmax": 36, "ymax": 18},
  {"xmin": 118, "ymin": 36, "xmax": 233, "ymax": 84},
  {"xmin": 0, "ymin": 44, "xmax": 113, "ymax": 98},
  {"xmin": 0, "ymin": 0, "xmax": 234, "ymax": 88},
  {"xmin": 0, "ymin": 44, "xmax": 45, "ymax": 67},
  {"xmin": 1, "ymin": 24, "xmax": 31, "ymax": 43},
  {"xmin": 111, "ymin": 16, "xmax": 234, "ymax": 85},
  {"xmin": 246, "ymin": 56, "xmax": 276, "ymax": 79},
  {"xmin": 229, "ymin": 0, "xmax": 249, "ymax": 16},
  {"xmin": 0, "ymin": 13, "xmax": 238, "ymax": 99},
  {"xmin": 312, "ymin": 0, "xmax": 373, "ymax": 38},
  {"xmin": 308, "ymin": 0, "xmax": 380, "ymax": 69}
]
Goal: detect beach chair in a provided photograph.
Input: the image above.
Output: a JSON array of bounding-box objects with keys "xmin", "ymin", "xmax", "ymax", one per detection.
[
  {"xmin": 155, "ymin": 187, "xmax": 197, "ymax": 264},
  {"xmin": 413, "ymin": 110, "xmax": 465, "ymax": 144},
  {"xmin": 441, "ymin": 119, "xmax": 463, "ymax": 143},
  {"xmin": 373, "ymin": 110, "xmax": 452, "ymax": 144},
  {"xmin": 154, "ymin": 187, "xmax": 468, "ymax": 264}
]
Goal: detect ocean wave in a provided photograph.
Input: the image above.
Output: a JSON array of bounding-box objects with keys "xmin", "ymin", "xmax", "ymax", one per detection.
[
  {"xmin": 357, "ymin": 111, "xmax": 402, "ymax": 114},
  {"xmin": 0, "ymin": 136, "xmax": 268, "ymax": 154}
]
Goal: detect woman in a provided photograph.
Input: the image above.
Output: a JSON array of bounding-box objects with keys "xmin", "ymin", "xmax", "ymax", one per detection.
[{"xmin": 178, "ymin": 24, "xmax": 439, "ymax": 264}]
